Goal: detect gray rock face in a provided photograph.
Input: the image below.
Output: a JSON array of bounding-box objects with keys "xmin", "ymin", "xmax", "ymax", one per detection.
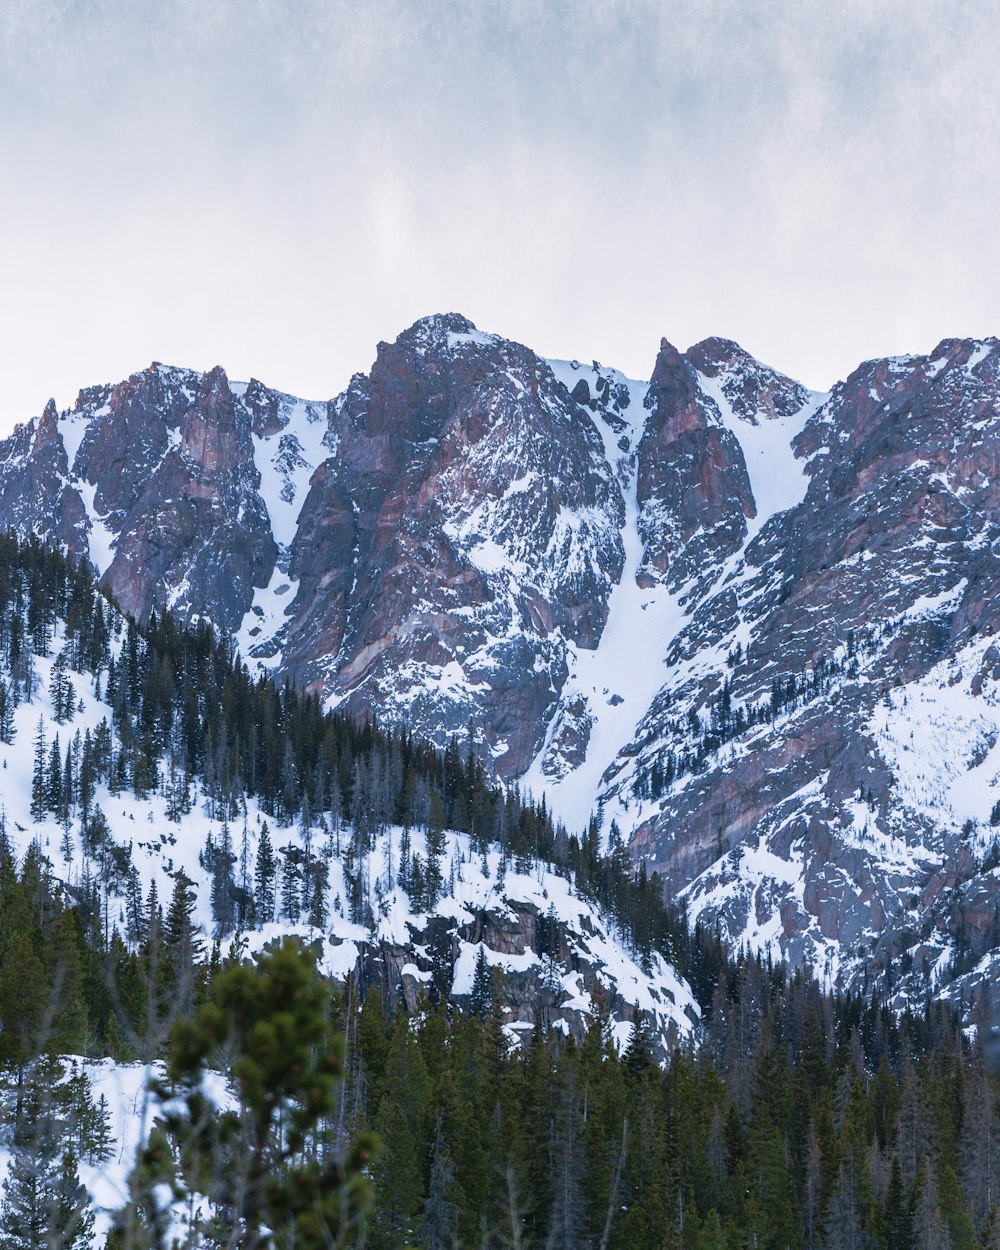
[
  {"xmin": 636, "ymin": 338, "xmax": 755, "ymax": 593},
  {"xmin": 613, "ymin": 337, "xmax": 1000, "ymax": 996},
  {"xmin": 0, "ymin": 400, "xmax": 89, "ymax": 556},
  {"xmin": 98, "ymin": 365, "xmax": 278, "ymax": 630},
  {"xmin": 281, "ymin": 315, "xmax": 626, "ymax": 774},
  {"xmin": 0, "ymin": 363, "xmax": 307, "ymax": 633},
  {"xmin": 340, "ymin": 893, "xmax": 695, "ymax": 1061},
  {"xmin": 6, "ymin": 320, "xmax": 1000, "ymax": 1006}
]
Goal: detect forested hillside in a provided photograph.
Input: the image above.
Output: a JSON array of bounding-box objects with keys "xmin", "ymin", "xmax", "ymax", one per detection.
[{"xmin": 0, "ymin": 531, "xmax": 998, "ymax": 1249}]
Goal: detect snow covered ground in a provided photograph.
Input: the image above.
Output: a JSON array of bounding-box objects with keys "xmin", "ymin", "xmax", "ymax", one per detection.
[
  {"xmin": 522, "ymin": 360, "xmax": 687, "ymax": 833},
  {"xmin": 523, "ymin": 356, "xmax": 824, "ymax": 838},
  {"xmin": 0, "ymin": 608, "xmax": 701, "ymax": 1235},
  {"xmin": 0, "ymin": 621, "xmax": 696, "ymax": 1036}
]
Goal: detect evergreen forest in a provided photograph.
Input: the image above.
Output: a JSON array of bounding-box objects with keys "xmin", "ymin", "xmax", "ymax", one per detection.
[{"xmin": 0, "ymin": 532, "xmax": 997, "ymax": 1249}]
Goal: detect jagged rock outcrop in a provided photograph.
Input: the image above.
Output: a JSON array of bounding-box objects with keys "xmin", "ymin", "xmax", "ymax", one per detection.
[
  {"xmin": 636, "ymin": 338, "xmax": 756, "ymax": 593},
  {"xmin": 6, "ymin": 319, "xmax": 1000, "ymax": 1007},
  {"xmin": 0, "ymin": 362, "xmax": 329, "ymax": 634},
  {"xmin": 99, "ymin": 365, "xmax": 278, "ymax": 629},
  {"xmin": 610, "ymin": 336, "xmax": 1000, "ymax": 992},
  {"xmin": 0, "ymin": 318, "xmax": 628, "ymax": 776},
  {"xmin": 0, "ymin": 399, "xmax": 89, "ymax": 555},
  {"xmin": 326, "ymin": 892, "xmax": 695, "ymax": 1060},
  {"xmin": 280, "ymin": 315, "xmax": 626, "ymax": 772}
]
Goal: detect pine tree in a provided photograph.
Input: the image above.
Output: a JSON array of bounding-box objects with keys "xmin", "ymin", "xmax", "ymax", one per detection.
[
  {"xmin": 372, "ymin": 1097, "xmax": 424, "ymax": 1245},
  {"xmin": 896, "ymin": 1066, "xmax": 933, "ymax": 1192},
  {"xmin": 623, "ymin": 1014, "xmax": 653, "ymax": 1080},
  {"xmin": 697, "ymin": 1209, "xmax": 728, "ymax": 1250},
  {"xmin": 427, "ymin": 925, "xmax": 454, "ymax": 1005},
  {"xmin": 0, "ymin": 1065, "xmax": 94, "ymax": 1250},
  {"xmin": 62, "ymin": 742, "xmax": 75, "ymax": 821},
  {"xmin": 93, "ymin": 1093, "xmax": 114, "ymax": 1163},
  {"xmin": 46, "ymin": 909, "xmax": 89, "ymax": 1054},
  {"xmin": 961, "ymin": 1050, "xmax": 999, "ymax": 1241},
  {"xmin": 938, "ymin": 1162, "xmax": 976, "ymax": 1250},
  {"xmin": 0, "ymin": 808, "xmax": 12, "ymax": 872},
  {"xmin": 357, "ymin": 987, "xmax": 389, "ymax": 1094},
  {"xmin": 254, "ymin": 822, "xmax": 276, "ymax": 924},
  {"xmin": 237, "ymin": 818, "xmax": 253, "ymax": 931},
  {"xmin": 120, "ymin": 939, "xmax": 377, "ymax": 1248},
  {"xmin": 50, "ymin": 648, "xmax": 75, "ymax": 725},
  {"xmin": 163, "ymin": 871, "xmax": 203, "ymax": 1016},
  {"xmin": 422, "ymin": 1111, "xmax": 457, "ymax": 1250},
  {"xmin": 29, "ymin": 716, "xmax": 47, "ymax": 823},
  {"xmin": 0, "ymin": 679, "xmax": 16, "ymax": 745},
  {"xmin": 547, "ymin": 1059, "xmax": 590, "ymax": 1250},
  {"xmin": 125, "ymin": 865, "xmax": 146, "ymax": 946},
  {"xmin": 77, "ymin": 732, "xmax": 94, "ymax": 819},
  {"xmin": 82, "ymin": 805, "xmax": 110, "ymax": 859},
  {"xmin": 470, "ymin": 943, "xmax": 493, "ymax": 1019},
  {"xmin": 210, "ymin": 820, "xmax": 237, "ymax": 937},
  {"xmin": 824, "ymin": 1160, "xmax": 865, "ymax": 1250},
  {"xmin": 280, "ymin": 847, "xmax": 302, "ymax": 923},
  {"xmin": 884, "ymin": 1152, "xmax": 913, "ymax": 1250},
  {"xmin": 46, "ymin": 733, "xmax": 63, "ymax": 818},
  {"xmin": 425, "ymin": 792, "xmax": 446, "ymax": 908},
  {"xmin": 0, "ymin": 931, "xmax": 48, "ymax": 1073},
  {"xmin": 912, "ymin": 1158, "xmax": 951, "ymax": 1250},
  {"xmin": 306, "ymin": 856, "xmax": 328, "ymax": 929}
]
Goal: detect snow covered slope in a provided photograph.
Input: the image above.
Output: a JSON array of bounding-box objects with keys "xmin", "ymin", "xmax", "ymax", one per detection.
[
  {"xmin": 0, "ymin": 602, "xmax": 698, "ymax": 1054},
  {"xmin": 5, "ymin": 321, "xmax": 1000, "ymax": 1005},
  {"xmin": 617, "ymin": 337, "xmax": 1000, "ymax": 998},
  {"xmin": 524, "ymin": 340, "xmax": 821, "ymax": 832}
]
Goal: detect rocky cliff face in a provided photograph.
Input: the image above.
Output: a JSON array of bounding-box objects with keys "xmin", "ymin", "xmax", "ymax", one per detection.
[
  {"xmin": 333, "ymin": 882, "xmax": 697, "ymax": 1061},
  {"xmin": 0, "ymin": 398, "xmax": 89, "ymax": 556},
  {"xmin": 0, "ymin": 363, "xmax": 289, "ymax": 632},
  {"xmin": 5, "ymin": 319, "xmax": 1000, "ymax": 1006},
  {"xmin": 605, "ymin": 336, "xmax": 1000, "ymax": 999},
  {"xmin": 281, "ymin": 314, "xmax": 625, "ymax": 774},
  {"xmin": 636, "ymin": 338, "xmax": 755, "ymax": 593}
]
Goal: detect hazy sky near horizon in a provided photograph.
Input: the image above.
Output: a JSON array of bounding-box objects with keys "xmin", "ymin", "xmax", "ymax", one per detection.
[{"xmin": 1, "ymin": 0, "xmax": 998, "ymax": 430}]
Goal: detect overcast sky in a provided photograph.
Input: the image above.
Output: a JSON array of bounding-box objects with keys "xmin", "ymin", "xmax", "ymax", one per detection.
[{"xmin": 1, "ymin": 0, "xmax": 997, "ymax": 431}]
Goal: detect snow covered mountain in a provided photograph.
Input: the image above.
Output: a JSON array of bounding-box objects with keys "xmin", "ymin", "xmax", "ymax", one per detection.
[
  {"xmin": 0, "ymin": 539, "xmax": 698, "ymax": 1060},
  {"xmin": 4, "ymin": 318, "xmax": 1000, "ymax": 1005},
  {"xmin": 0, "ymin": 536, "xmax": 705, "ymax": 1241}
]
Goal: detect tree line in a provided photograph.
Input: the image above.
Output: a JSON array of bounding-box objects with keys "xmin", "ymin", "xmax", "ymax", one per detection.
[{"xmin": 3, "ymin": 531, "xmax": 999, "ymax": 1247}]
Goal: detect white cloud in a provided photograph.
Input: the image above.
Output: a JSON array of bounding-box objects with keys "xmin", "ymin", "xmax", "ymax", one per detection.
[{"xmin": 0, "ymin": 0, "xmax": 997, "ymax": 427}]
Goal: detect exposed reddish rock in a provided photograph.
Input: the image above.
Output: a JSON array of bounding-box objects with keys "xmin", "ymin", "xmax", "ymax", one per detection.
[
  {"xmin": 281, "ymin": 314, "xmax": 626, "ymax": 774},
  {"xmin": 5, "ymin": 320, "xmax": 1000, "ymax": 1004},
  {"xmin": 99, "ymin": 365, "xmax": 277, "ymax": 629},
  {"xmin": 636, "ymin": 339, "xmax": 755, "ymax": 590},
  {"xmin": 615, "ymin": 336, "xmax": 1000, "ymax": 989}
]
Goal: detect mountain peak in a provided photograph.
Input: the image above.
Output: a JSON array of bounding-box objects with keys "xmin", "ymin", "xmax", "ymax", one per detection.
[
  {"xmin": 397, "ymin": 311, "xmax": 484, "ymax": 349},
  {"xmin": 928, "ymin": 336, "xmax": 999, "ymax": 368},
  {"xmin": 34, "ymin": 398, "xmax": 61, "ymax": 451},
  {"xmin": 686, "ymin": 335, "xmax": 752, "ymax": 372},
  {"xmin": 6, "ymin": 322, "xmax": 1000, "ymax": 1014}
]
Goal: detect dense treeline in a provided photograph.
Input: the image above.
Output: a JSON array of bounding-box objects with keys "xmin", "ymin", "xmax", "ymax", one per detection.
[
  {"xmin": 3, "ymin": 531, "xmax": 1000, "ymax": 1248},
  {"xmin": 343, "ymin": 952, "xmax": 994, "ymax": 1250},
  {"xmin": 0, "ymin": 531, "xmax": 719, "ymax": 1004},
  {"xmin": 4, "ymin": 824, "xmax": 993, "ymax": 1250}
]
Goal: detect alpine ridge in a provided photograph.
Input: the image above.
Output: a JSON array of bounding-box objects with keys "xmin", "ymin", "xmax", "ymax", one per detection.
[{"xmin": 4, "ymin": 317, "xmax": 1000, "ymax": 1008}]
